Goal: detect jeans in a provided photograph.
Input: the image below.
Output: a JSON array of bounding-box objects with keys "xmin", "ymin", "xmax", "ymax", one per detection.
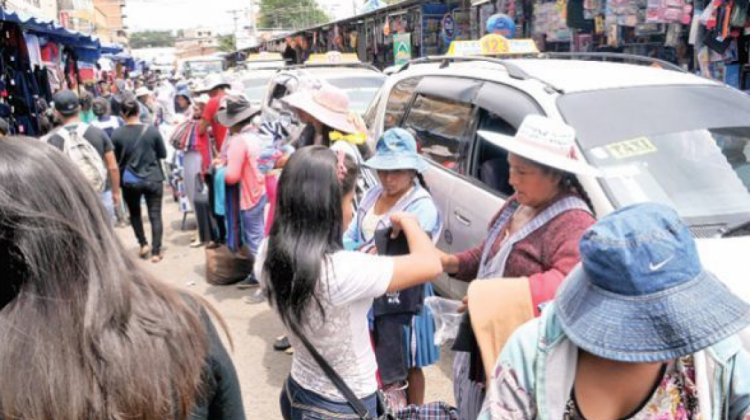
[
  {"xmin": 241, "ymin": 195, "xmax": 267, "ymax": 256},
  {"xmin": 123, "ymin": 181, "xmax": 164, "ymax": 255},
  {"xmin": 280, "ymin": 376, "xmax": 379, "ymax": 420},
  {"xmin": 100, "ymin": 189, "xmax": 115, "ymax": 226}
]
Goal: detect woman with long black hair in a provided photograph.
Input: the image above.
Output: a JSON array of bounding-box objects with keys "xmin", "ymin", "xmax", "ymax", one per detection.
[
  {"xmin": 262, "ymin": 146, "xmax": 442, "ymax": 420},
  {"xmin": 0, "ymin": 136, "xmax": 245, "ymax": 420}
]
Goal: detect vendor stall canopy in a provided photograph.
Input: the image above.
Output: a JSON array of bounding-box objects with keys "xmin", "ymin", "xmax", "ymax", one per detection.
[{"xmin": 0, "ymin": 7, "xmax": 103, "ymax": 63}]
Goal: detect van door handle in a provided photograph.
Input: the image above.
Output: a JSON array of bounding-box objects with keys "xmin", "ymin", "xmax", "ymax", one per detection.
[{"xmin": 454, "ymin": 211, "xmax": 472, "ymax": 226}]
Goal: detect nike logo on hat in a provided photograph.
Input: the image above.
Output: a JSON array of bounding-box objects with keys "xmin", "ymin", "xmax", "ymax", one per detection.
[{"xmin": 649, "ymin": 256, "xmax": 674, "ymax": 272}]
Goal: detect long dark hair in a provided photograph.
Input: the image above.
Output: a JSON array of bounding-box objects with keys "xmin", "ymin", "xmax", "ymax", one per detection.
[
  {"xmin": 0, "ymin": 137, "xmax": 213, "ymax": 420},
  {"xmin": 264, "ymin": 146, "xmax": 343, "ymax": 326}
]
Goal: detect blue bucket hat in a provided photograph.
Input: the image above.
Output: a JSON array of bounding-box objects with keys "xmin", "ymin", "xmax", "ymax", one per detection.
[
  {"xmin": 556, "ymin": 203, "xmax": 750, "ymax": 363},
  {"xmin": 364, "ymin": 128, "xmax": 429, "ymax": 173}
]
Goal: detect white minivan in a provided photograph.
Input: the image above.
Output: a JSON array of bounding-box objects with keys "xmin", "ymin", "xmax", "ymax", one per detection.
[{"xmin": 364, "ymin": 56, "xmax": 750, "ymax": 301}]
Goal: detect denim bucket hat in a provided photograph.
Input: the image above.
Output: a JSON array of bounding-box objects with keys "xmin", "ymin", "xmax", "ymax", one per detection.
[
  {"xmin": 556, "ymin": 203, "xmax": 750, "ymax": 363},
  {"xmin": 364, "ymin": 128, "xmax": 429, "ymax": 173}
]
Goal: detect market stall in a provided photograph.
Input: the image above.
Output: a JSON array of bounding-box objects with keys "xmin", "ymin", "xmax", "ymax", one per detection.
[{"xmin": 0, "ymin": 7, "xmax": 102, "ymax": 136}]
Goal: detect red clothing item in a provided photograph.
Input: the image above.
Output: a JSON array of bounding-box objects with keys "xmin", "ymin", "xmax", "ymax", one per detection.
[
  {"xmin": 195, "ymin": 130, "xmax": 211, "ymax": 172},
  {"xmin": 203, "ymin": 91, "xmax": 228, "ymax": 152},
  {"xmin": 454, "ymin": 195, "xmax": 595, "ymax": 316},
  {"xmin": 225, "ymin": 130, "xmax": 265, "ymax": 211}
]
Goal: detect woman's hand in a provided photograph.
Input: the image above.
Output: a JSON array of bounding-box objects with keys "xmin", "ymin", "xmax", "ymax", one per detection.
[
  {"xmin": 458, "ymin": 296, "xmax": 469, "ymax": 313},
  {"xmin": 389, "ymin": 212, "xmax": 419, "ymax": 239},
  {"xmin": 440, "ymin": 250, "xmax": 461, "ymax": 275}
]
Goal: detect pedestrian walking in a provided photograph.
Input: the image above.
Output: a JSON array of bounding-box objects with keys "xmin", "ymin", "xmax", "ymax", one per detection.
[
  {"xmin": 46, "ymin": 90, "xmax": 122, "ymax": 225},
  {"xmin": 217, "ymin": 95, "xmax": 267, "ymax": 286},
  {"xmin": 261, "ymin": 146, "xmax": 443, "ymax": 420},
  {"xmin": 440, "ymin": 116, "xmax": 598, "ymax": 420},
  {"xmin": 478, "ymin": 203, "xmax": 750, "ymax": 420},
  {"xmin": 79, "ymin": 90, "xmax": 95, "ymax": 124},
  {"xmin": 135, "ymin": 87, "xmax": 156, "ymax": 125},
  {"xmin": 112, "ymin": 98, "xmax": 168, "ymax": 263},
  {"xmin": 0, "ymin": 136, "xmax": 245, "ymax": 420},
  {"xmin": 91, "ymin": 97, "xmax": 124, "ymax": 138},
  {"xmin": 344, "ymin": 127, "xmax": 443, "ymax": 406}
]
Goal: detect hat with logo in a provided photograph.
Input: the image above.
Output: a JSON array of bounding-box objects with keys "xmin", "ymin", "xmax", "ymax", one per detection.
[
  {"xmin": 555, "ymin": 203, "xmax": 750, "ymax": 363},
  {"xmin": 52, "ymin": 90, "xmax": 80, "ymax": 117},
  {"xmin": 364, "ymin": 127, "xmax": 428, "ymax": 173},
  {"xmin": 478, "ymin": 115, "xmax": 600, "ymax": 177}
]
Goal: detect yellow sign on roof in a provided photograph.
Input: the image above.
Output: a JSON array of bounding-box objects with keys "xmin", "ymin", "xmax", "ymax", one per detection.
[
  {"xmin": 246, "ymin": 52, "xmax": 284, "ymax": 62},
  {"xmin": 306, "ymin": 51, "xmax": 361, "ymax": 64},
  {"xmin": 447, "ymin": 34, "xmax": 539, "ymax": 57}
]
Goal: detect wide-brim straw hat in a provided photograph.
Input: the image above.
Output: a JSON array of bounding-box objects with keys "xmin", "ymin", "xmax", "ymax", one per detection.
[
  {"xmin": 478, "ymin": 115, "xmax": 600, "ymax": 177},
  {"xmin": 282, "ymin": 83, "xmax": 359, "ymax": 134}
]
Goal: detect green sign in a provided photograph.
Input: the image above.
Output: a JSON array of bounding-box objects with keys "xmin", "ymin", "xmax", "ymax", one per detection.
[{"xmin": 394, "ymin": 33, "xmax": 412, "ymax": 66}]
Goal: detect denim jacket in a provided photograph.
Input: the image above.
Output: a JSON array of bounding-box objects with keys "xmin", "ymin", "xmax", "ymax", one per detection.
[{"xmin": 478, "ymin": 304, "xmax": 750, "ymax": 420}]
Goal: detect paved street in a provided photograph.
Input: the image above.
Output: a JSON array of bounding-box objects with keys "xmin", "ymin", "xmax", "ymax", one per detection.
[{"xmin": 116, "ymin": 195, "xmax": 455, "ymax": 419}]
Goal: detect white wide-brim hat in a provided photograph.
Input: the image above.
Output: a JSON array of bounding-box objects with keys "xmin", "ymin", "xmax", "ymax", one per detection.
[{"xmin": 478, "ymin": 115, "xmax": 601, "ymax": 177}]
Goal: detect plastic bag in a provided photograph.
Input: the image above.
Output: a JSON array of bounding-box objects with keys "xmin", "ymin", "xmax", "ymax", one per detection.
[{"xmin": 424, "ymin": 296, "xmax": 463, "ymax": 346}]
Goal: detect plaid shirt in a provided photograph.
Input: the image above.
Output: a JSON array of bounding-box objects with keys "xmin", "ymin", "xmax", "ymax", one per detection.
[{"xmin": 396, "ymin": 403, "xmax": 459, "ymax": 420}]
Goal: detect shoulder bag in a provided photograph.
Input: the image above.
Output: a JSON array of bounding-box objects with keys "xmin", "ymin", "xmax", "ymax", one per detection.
[
  {"xmin": 119, "ymin": 124, "xmax": 150, "ymax": 186},
  {"xmin": 287, "ymin": 321, "xmax": 396, "ymax": 420}
]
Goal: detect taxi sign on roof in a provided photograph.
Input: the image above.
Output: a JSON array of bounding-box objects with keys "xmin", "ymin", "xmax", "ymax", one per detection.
[
  {"xmin": 447, "ymin": 34, "xmax": 539, "ymax": 57},
  {"xmin": 246, "ymin": 52, "xmax": 284, "ymax": 62},
  {"xmin": 306, "ymin": 51, "xmax": 361, "ymax": 64}
]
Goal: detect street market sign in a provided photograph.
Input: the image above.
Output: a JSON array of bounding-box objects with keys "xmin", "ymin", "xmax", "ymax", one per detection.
[
  {"xmin": 442, "ymin": 13, "xmax": 455, "ymax": 42},
  {"xmin": 447, "ymin": 34, "xmax": 539, "ymax": 56},
  {"xmin": 394, "ymin": 33, "xmax": 412, "ymax": 66}
]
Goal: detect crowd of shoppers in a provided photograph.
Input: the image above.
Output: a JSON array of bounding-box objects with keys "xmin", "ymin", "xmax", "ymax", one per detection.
[{"xmin": 1, "ymin": 66, "xmax": 748, "ymax": 420}]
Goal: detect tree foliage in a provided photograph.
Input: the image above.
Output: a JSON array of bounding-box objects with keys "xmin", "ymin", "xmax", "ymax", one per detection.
[
  {"xmin": 218, "ymin": 34, "xmax": 237, "ymax": 52},
  {"xmin": 130, "ymin": 31, "xmax": 176, "ymax": 49},
  {"xmin": 259, "ymin": 0, "xmax": 330, "ymax": 30}
]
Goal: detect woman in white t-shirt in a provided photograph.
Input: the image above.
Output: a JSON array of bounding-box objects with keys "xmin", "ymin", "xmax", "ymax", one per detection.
[{"xmin": 262, "ymin": 146, "xmax": 442, "ymax": 420}]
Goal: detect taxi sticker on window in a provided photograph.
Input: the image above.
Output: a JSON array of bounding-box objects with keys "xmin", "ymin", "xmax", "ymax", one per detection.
[{"xmin": 606, "ymin": 137, "xmax": 657, "ymax": 160}]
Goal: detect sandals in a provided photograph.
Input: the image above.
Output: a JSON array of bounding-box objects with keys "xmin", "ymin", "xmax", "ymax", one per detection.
[
  {"xmin": 151, "ymin": 253, "xmax": 164, "ymax": 263},
  {"xmin": 138, "ymin": 245, "xmax": 151, "ymax": 259}
]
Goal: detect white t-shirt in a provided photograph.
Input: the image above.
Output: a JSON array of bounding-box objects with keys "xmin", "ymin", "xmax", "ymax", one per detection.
[{"xmin": 260, "ymin": 250, "xmax": 394, "ymax": 401}]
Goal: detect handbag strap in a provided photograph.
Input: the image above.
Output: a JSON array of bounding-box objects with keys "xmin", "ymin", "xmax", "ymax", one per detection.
[
  {"xmin": 118, "ymin": 124, "xmax": 149, "ymax": 169},
  {"xmin": 287, "ymin": 321, "xmax": 374, "ymax": 420}
]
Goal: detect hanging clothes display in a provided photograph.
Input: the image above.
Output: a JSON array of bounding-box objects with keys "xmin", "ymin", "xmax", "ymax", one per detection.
[{"xmin": 0, "ymin": 22, "xmax": 43, "ymax": 136}]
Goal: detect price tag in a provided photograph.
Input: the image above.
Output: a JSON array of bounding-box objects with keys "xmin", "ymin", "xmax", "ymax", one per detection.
[{"xmin": 606, "ymin": 137, "xmax": 658, "ymax": 160}]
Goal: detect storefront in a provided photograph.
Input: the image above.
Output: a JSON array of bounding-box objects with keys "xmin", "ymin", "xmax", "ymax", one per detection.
[{"xmin": 0, "ymin": 7, "xmax": 102, "ymax": 136}]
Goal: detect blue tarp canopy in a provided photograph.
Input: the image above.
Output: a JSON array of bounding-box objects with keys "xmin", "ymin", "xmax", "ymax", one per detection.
[
  {"xmin": 0, "ymin": 7, "xmax": 102, "ymax": 63},
  {"xmin": 101, "ymin": 43, "xmax": 124, "ymax": 55}
]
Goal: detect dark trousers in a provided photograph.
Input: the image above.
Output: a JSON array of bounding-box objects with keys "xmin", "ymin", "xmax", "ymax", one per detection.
[{"xmin": 123, "ymin": 181, "xmax": 164, "ymax": 255}]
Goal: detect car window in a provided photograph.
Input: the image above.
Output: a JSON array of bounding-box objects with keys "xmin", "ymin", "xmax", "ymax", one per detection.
[
  {"xmin": 385, "ymin": 77, "xmax": 421, "ymax": 131},
  {"xmin": 473, "ymin": 110, "xmax": 517, "ymax": 196},
  {"xmin": 402, "ymin": 94, "xmax": 473, "ymax": 175}
]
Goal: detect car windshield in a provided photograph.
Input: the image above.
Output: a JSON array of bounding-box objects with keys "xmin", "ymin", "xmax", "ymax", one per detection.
[
  {"xmin": 242, "ymin": 75, "xmax": 273, "ymax": 103},
  {"xmin": 326, "ymin": 75, "xmax": 386, "ymax": 115},
  {"xmin": 188, "ymin": 61, "xmax": 223, "ymax": 75},
  {"xmin": 558, "ymin": 85, "xmax": 750, "ymax": 226}
]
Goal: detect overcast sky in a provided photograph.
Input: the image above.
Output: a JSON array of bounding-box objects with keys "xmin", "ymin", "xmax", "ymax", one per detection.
[{"xmin": 126, "ymin": 0, "xmax": 356, "ymax": 33}]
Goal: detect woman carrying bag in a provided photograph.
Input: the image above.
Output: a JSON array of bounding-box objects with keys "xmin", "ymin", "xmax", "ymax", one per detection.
[
  {"xmin": 112, "ymin": 98, "xmax": 168, "ymax": 263},
  {"xmin": 260, "ymin": 146, "xmax": 443, "ymax": 420}
]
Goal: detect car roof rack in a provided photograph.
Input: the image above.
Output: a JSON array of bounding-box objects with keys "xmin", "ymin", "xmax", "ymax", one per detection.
[
  {"xmin": 398, "ymin": 55, "xmax": 563, "ymax": 93},
  {"xmin": 539, "ymin": 52, "xmax": 686, "ymax": 73}
]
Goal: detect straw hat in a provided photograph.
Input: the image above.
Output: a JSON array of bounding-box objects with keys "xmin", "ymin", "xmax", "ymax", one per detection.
[
  {"xmin": 282, "ymin": 84, "xmax": 358, "ymax": 134},
  {"xmin": 478, "ymin": 115, "xmax": 600, "ymax": 177}
]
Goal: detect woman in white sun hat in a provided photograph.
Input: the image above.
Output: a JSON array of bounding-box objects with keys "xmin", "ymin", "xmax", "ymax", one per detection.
[{"xmin": 441, "ymin": 115, "xmax": 599, "ymax": 420}]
